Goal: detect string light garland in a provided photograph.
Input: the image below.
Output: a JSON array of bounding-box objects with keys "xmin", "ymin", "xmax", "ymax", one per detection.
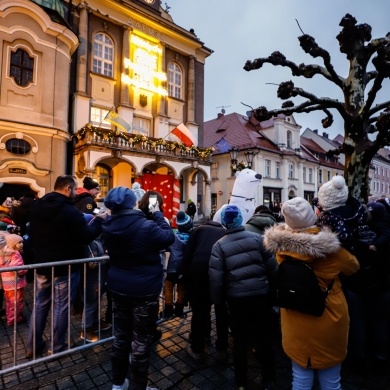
[{"xmin": 76, "ymin": 123, "xmax": 214, "ymax": 158}]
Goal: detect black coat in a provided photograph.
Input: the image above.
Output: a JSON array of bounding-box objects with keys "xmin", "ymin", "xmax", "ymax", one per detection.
[
  {"xmin": 74, "ymin": 191, "xmax": 97, "ymax": 214},
  {"xmin": 183, "ymin": 220, "xmax": 225, "ymax": 301},
  {"xmin": 29, "ymin": 192, "xmax": 103, "ymax": 276},
  {"xmin": 186, "ymin": 202, "xmax": 196, "ymax": 218}
]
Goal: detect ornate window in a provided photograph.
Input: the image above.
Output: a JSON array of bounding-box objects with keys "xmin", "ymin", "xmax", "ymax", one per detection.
[
  {"xmin": 93, "ymin": 33, "xmax": 114, "ymax": 77},
  {"xmin": 265, "ymin": 160, "xmax": 271, "ymax": 177},
  {"xmin": 287, "ymin": 131, "xmax": 292, "ymax": 148},
  {"xmin": 90, "ymin": 107, "xmax": 111, "ymax": 128},
  {"xmin": 168, "ymin": 62, "xmax": 182, "ymax": 99},
  {"xmin": 10, "ymin": 49, "xmax": 34, "ymax": 86},
  {"xmin": 5, "ymin": 138, "xmax": 31, "ymax": 155},
  {"xmin": 309, "ymin": 168, "xmax": 313, "ymax": 183},
  {"xmin": 275, "ymin": 162, "xmax": 281, "ymax": 179},
  {"xmin": 132, "ymin": 116, "xmax": 150, "ymax": 135},
  {"xmin": 288, "ymin": 163, "xmax": 294, "ymax": 179}
]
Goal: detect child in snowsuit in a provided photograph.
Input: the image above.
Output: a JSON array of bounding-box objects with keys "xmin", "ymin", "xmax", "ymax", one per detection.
[
  {"xmin": 163, "ymin": 211, "xmax": 193, "ymax": 318},
  {"xmin": 0, "ymin": 234, "xmax": 27, "ymax": 326}
]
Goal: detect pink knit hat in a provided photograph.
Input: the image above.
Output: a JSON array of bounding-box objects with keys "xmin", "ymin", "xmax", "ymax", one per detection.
[{"xmin": 5, "ymin": 234, "xmax": 23, "ymax": 249}]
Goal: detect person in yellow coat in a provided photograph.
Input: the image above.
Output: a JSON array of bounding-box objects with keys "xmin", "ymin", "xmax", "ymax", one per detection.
[{"xmin": 263, "ymin": 197, "xmax": 359, "ymax": 390}]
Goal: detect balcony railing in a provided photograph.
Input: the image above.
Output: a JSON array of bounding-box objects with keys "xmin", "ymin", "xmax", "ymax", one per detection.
[{"xmin": 74, "ymin": 124, "xmax": 214, "ymax": 162}]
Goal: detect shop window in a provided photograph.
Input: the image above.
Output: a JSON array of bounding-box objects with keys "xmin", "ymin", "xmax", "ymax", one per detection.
[
  {"xmin": 10, "ymin": 49, "xmax": 34, "ymax": 86},
  {"xmin": 93, "ymin": 33, "xmax": 114, "ymax": 77},
  {"xmin": 5, "ymin": 138, "xmax": 31, "ymax": 155},
  {"xmin": 168, "ymin": 62, "xmax": 182, "ymax": 99}
]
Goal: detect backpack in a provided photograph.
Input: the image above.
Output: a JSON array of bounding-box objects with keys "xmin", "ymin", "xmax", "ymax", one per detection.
[{"xmin": 276, "ymin": 258, "xmax": 334, "ymax": 317}]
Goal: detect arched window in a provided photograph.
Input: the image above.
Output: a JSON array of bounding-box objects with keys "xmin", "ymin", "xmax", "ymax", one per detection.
[
  {"xmin": 10, "ymin": 49, "xmax": 34, "ymax": 86},
  {"xmin": 287, "ymin": 130, "xmax": 292, "ymax": 148},
  {"xmin": 168, "ymin": 62, "xmax": 182, "ymax": 99},
  {"xmin": 93, "ymin": 33, "xmax": 114, "ymax": 77}
]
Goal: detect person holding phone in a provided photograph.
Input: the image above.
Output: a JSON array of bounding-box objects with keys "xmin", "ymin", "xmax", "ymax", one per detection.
[
  {"xmin": 102, "ymin": 187, "xmax": 175, "ymax": 390},
  {"xmin": 74, "ymin": 177, "xmax": 100, "ymax": 214}
]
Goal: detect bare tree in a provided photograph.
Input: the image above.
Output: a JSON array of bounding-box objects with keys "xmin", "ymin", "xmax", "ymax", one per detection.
[{"xmin": 244, "ymin": 13, "xmax": 390, "ymax": 202}]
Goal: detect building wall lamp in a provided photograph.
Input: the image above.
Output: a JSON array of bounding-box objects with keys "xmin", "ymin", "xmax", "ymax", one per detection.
[
  {"xmin": 244, "ymin": 148, "xmax": 258, "ymax": 169},
  {"xmin": 229, "ymin": 147, "xmax": 239, "ymax": 174}
]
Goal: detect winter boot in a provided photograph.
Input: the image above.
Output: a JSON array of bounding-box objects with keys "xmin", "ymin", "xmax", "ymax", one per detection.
[
  {"xmin": 174, "ymin": 303, "xmax": 184, "ymax": 317},
  {"xmin": 162, "ymin": 304, "xmax": 173, "ymax": 318}
]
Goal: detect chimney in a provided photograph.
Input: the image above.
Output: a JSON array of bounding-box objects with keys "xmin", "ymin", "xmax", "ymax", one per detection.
[
  {"xmin": 323, "ymin": 132, "xmax": 328, "ymax": 139},
  {"xmin": 217, "ymin": 113, "xmax": 224, "ymax": 119},
  {"xmin": 313, "ymin": 129, "xmax": 318, "ymax": 134}
]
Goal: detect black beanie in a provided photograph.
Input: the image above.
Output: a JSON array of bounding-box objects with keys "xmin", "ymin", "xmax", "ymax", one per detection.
[{"xmin": 83, "ymin": 177, "xmax": 99, "ymax": 190}]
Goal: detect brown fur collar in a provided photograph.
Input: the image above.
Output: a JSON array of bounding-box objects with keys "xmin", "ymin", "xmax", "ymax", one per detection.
[{"xmin": 263, "ymin": 225, "xmax": 340, "ymax": 258}]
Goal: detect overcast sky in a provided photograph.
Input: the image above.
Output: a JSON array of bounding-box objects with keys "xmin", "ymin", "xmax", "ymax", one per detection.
[{"xmin": 168, "ymin": 0, "xmax": 390, "ymax": 138}]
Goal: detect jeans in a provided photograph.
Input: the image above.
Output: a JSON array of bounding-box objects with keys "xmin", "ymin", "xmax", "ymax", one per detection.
[
  {"xmin": 111, "ymin": 293, "xmax": 158, "ymax": 390},
  {"xmin": 81, "ymin": 263, "xmax": 108, "ymax": 328},
  {"xmin": 292, "ymin": 361, "xmax": 341, "ymax": 390},
  {"xmin": 27, "ymin": 271, "xmax": 80, "ymax": 353}
]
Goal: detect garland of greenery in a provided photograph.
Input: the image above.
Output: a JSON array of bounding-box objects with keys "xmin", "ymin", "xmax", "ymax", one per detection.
[{"xmin": 76, "ymin": 123, "xmax": 214, "ymax": 158}]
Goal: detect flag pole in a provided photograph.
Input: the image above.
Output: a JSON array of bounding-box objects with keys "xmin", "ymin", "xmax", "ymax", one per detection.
[
  {"xmin": 97, "ymin": 106, "xmax": 114, "ymax": 128},
  {"xmin": 162, "ymin": 122, "xmax": 183, "ymax": 140}
]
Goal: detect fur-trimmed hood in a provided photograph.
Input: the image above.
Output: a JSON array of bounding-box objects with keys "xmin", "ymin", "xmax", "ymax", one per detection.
[{"xmin": 263, "ymin": 224, "xmax": 340, "ymax": 259}]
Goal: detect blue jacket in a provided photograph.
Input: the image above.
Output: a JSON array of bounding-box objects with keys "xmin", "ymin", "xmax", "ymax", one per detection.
[
  {"xmin": 166, "ymin": 231, "xmax": 191, "ymax": 281},
  {"xmin": 102, "ymin": 209, "xmax": 175, "ymax": 299}
]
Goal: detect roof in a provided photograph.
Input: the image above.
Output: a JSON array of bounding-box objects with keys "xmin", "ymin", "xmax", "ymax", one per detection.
[
  {"xmin": 301, "ymin": 137, "xmax": 327, "ymax": 154},
  {"xmin": 204, "ymin": 112, "xmax": 280, "ymax": 154}
]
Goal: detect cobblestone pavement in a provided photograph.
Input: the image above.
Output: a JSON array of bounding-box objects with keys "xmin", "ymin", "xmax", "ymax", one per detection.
[{"xmin": 1, "ymin": 284, "xmax": 390, "ymax": 389}]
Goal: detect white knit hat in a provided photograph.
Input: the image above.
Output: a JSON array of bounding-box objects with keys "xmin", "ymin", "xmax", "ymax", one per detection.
[
  {"xmin": 132, "ymin": 182, "xmax": 146, "ymax": 201},
  {"xmin": 318, "ymin": 175, "xmax": 348, "ymax": 211},
  {"xmin": 281, "ymin": 197, "xmax": 317, "ymax": 230}
]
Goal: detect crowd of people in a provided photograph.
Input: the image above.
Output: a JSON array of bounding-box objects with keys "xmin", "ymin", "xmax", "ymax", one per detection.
[{"xmin": 1, "ymin": 174, "xmax": 390, "ymax": 390}]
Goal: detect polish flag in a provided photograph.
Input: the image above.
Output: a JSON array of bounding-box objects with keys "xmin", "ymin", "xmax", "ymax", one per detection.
[{"xmin": 171, "ymin": 123, "xmax": 196, "ymax": 147}]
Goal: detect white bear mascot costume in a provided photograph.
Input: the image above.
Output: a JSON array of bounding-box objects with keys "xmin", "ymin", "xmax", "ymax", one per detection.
[{"xmin": 213, "ymin": 168, "xmax": 262, "ymax": 225}]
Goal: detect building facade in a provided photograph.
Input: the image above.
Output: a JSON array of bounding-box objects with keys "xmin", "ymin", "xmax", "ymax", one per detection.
[
  {"xmin": 204, "ymin": 112, "xmax": 320, "ymax": 212},
  {"xmin": 0, "ymin": 1, "xmax": 213, "ymax": 224},
  {"xmin": 0, "ymin": 0, "xmax": 78, "ymax": 199}
]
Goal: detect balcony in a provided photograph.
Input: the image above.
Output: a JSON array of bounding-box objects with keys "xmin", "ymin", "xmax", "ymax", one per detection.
[{"xmin": 74, "ymin": 124, "xmax": 213, "ymax": 163}]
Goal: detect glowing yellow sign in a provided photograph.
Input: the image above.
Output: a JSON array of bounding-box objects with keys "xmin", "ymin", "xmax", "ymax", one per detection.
[{"xmin": 122, "ymin": 36, "xmax": 168, "ymax": 96}]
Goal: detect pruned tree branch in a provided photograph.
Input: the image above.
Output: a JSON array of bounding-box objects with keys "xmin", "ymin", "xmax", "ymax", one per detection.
[
  {"xmin": 368, "ymin": 100, "xmax": 390, "ymax": 116},
  {"xmin": 243, "ymin": 14, "xmax": 390, "ymax": 201},
  {"xmin": 298, "ymin": 34, "xmax": 343, "ymax": 87}
]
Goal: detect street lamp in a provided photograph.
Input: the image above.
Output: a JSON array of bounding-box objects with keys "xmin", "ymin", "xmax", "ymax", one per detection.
[
  {"xmin": 229, "ymin": 147, "xmax": 239, "ymax": 174},
  {"xmin": 244, "ymin": 148, "xmax": 257, "ymax": 169}
]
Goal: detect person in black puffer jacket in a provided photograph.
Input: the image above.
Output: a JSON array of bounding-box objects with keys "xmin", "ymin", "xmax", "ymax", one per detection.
[
  {"xmin": 102, "ymin": 187, "xmax": 175, "ymax": 390},
  {"xmin": 184, "ymin": 218, "xmax": 228, "ymax": 362},
  {"xmin": 209, "ymin": 205, "xmax": 277, "ymax": 390}
]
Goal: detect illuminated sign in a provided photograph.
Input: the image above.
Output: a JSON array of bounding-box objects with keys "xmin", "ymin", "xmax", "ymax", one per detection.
[{"xmin": 121, "ymin": 35, "xmax": 168, "ymax": 96}]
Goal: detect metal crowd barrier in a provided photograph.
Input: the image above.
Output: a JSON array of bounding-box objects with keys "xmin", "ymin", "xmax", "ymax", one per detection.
[{"xmin": 0, "ymin": 255, "xmax": 181, "ymax": 376}]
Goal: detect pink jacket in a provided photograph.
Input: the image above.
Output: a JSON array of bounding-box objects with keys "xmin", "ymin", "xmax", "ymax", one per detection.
[{"xmin": 0, "ymin": 248, "xmax": 27, "ymax": 291}]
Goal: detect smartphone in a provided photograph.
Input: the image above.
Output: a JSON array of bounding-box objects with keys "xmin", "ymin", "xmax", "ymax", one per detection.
[
  {"xmin": 93, "ymin": 208, "xmax": 100, "ymax": 214},
  {"xmin": 149, "ymin": 195, "xmax": 157, "ymax": 210}
]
